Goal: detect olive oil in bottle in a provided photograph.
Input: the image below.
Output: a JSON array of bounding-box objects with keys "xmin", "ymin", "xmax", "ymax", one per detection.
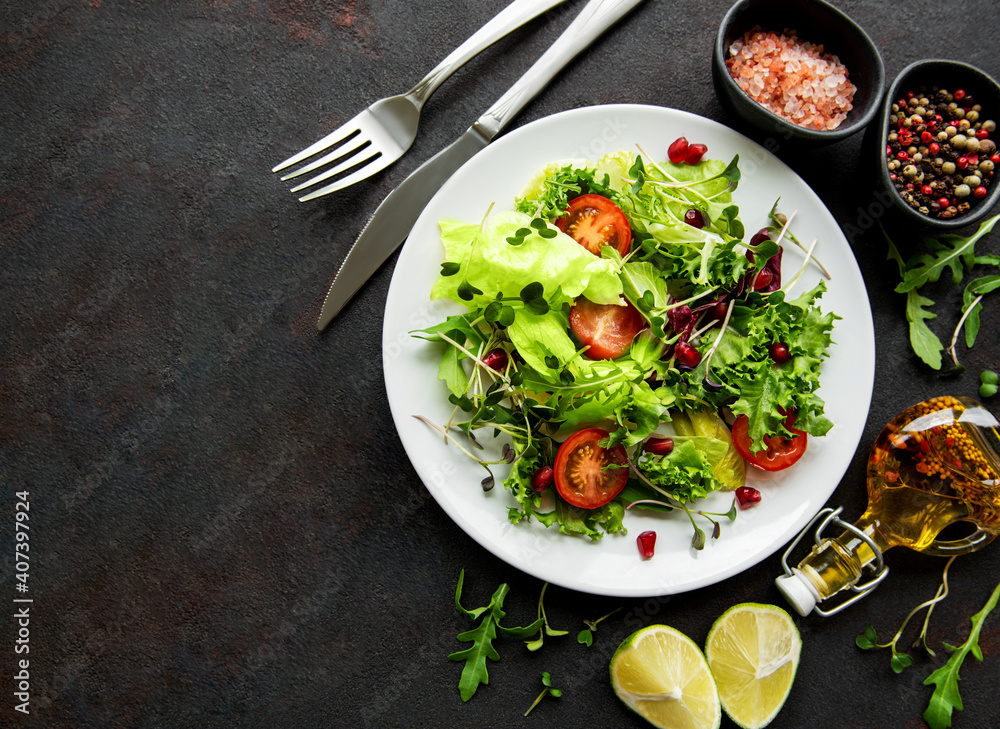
[{"xmin": 777, "ymin": 396, "xmax": 1000, "ymax": 616}]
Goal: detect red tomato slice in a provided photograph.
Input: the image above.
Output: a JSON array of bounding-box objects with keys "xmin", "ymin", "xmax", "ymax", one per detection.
[
  {"xmin": 553, "ymin": 428, "xmax": 629, "ymax": 509},
  {"xmin": 731, "ymin": 413, "xmax": 808, "ymax": 472},
  {"xmin": 555, "ymin": 194, "xmax": 632, "ymax": 256},
  {"xmin": 569, "ymin": 297, "xmax": 645, "ymax": 360}
]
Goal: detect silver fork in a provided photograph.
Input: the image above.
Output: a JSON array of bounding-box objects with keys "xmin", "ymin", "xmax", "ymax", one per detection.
[{"xmin": 272, "ymin": 0, "xmax": 570, "ymax": 202}]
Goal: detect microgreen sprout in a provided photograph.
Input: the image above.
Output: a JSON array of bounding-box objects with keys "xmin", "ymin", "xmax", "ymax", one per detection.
[
  {"xmin": 525, "ymin": 582, "xmax": 568, "ymax": 652},
  {"xmin": 855, "ymin": 556, "xmax": 956, "ymax": 671},
  {"xmin": 523, "ymin": 672, "xmax": 562, "ymax": 716},
  {"xmin": 858, "ymin": 559, "xmax": 1000, "ymax": 728},
  {"xmin": 623, "ymin": 447, "xmax": 738, "ymax": 550},
  {"xmin": 768, "ymin": 202, "xmax": 831, "ymax": 279},
  {"xmin": 577, "ymin": 607, "xmax": 621, "ymax": 647}
]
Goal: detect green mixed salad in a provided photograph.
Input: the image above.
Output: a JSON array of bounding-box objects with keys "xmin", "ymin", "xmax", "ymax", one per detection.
[{"xmin": 413, "ymin": 144, "xmax": 839, "ymax": 548}]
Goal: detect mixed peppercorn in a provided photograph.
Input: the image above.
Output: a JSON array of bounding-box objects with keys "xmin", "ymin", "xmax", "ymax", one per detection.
[{"xmin": 885, "ymin": 87, "xmax": 997, "ymax": 220}]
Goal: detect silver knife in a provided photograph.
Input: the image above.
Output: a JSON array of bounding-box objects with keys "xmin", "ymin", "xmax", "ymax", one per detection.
[{"xmin": 317, "ymin": 0, "xmax": 646, "ymax": 330}]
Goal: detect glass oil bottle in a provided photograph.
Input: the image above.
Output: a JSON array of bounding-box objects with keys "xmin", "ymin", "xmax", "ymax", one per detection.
[{"xmin": 776, "ymin": 395, "xmax": 1000, "ymax": 616}]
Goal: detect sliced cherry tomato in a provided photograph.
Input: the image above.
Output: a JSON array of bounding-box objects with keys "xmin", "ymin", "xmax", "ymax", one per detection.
[
  {"xmin": 569, "ymin": 297, "xmax": 644, "ymax": 360},
  {"xmin": 553, "ymin": 428, "xmax": 629, "ymax": 509},
  {"xmin": 555, "ymin": 194, "xmax": 632, "ymax": 256},
  {"xmin": 731, "ymin": 412, "xmax": 808, "ymax": 472}
]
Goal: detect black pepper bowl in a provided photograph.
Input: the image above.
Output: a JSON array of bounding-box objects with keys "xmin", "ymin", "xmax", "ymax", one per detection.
[
  {"xmin": 872, "ymin": 59, "xmax": 1000, "ymax": 232},
  {"xmin": 712, "ymin": 0, "xmax": 884, "ymax": 145}
]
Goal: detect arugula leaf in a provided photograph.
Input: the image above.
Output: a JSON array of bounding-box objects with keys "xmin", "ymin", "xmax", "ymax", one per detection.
[
  {"xmin": 923, "ymin": 580, "xmax": 1000, "ymax": 729},
  {"xmin": 961, "ymin": 275, "xmax": 1000, "ymax": 347},
  {"xmin": 884, "ymin": 215, "xmax": 1000, "ymax": 370},
  {"xmin": 886, "ymin": 233, "xmax": 945, "ymax": 368},
  {"xmin": 907, "ymin": 289, "xmax": 945, "ymax": 370},
  {"xmin": 895, "ymin": 215, "xmax": 999, "ymax": 293},
  {"xmin": 449, "ymin": 571, "xmax": 543, "ymax": 702}
]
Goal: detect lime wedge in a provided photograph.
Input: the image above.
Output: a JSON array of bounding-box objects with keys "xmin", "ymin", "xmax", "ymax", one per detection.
[
  {"xmin": 610, "ymin": 624, "xmax": 721, "ymax": 729},
  {"xmin": 704, "ymin": 603, "xmax": 801, "ymax": 729}
]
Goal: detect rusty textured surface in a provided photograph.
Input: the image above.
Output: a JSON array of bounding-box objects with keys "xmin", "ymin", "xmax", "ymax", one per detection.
[{"xmin": 2, "ymin": 1, "xmax": 999, "ymax": 727}]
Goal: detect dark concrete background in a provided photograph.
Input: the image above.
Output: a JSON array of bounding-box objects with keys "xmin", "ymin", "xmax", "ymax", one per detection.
[{"xmin": 2, "ymin": 0, "xmax": 999, "ymax": 727}]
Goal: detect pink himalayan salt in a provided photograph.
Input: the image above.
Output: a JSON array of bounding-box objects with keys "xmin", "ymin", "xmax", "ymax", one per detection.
[{"xmin": 726, "ymin": 27, "xmax": 856, "ymax": 131}]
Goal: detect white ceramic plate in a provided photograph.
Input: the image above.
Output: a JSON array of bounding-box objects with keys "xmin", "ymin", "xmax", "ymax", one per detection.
[{"xmin": 382, "ymin": 104, "xmax": 875, "ymax": 597}]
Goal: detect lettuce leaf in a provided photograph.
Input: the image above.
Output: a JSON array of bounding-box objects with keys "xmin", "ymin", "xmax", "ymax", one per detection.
[
  {"xmin": 431, "ymin": 212, "xmax": 623, "ymax": 308},
  {"xmin": 635, "ymin": 438, "xmax": 729, "ymax": 504}
]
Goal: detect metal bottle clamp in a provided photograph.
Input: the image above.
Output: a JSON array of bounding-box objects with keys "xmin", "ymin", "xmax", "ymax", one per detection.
[{"xmin": 779, "ymin": 507, "xmax": 889, "ymax": 617}]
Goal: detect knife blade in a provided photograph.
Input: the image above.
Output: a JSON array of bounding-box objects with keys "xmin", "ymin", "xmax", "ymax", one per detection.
[{"xmin": 317, "ymin": 0, "xmax": 646, "ymax": 331}]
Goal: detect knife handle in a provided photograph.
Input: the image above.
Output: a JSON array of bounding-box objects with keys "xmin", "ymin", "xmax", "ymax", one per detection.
[
  {"xmin": 408, "ymin": 0, "xmax": 572, "ymax": 107},
  {"xmin": 474, "ymin": 0, "xmax": 646, "ymax": 138}
]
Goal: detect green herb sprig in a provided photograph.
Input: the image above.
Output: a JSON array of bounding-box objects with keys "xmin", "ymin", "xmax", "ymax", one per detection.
[
  {"xmin": 883, "ymin": 214, "xmax": 1000, "ymax": 372},
  {"xmin": 449, "ymin": 570, "xmax": 544, "ymax": 702},
  {"xmin": 922, "ymin": 580, "xmax": 1000, "ymax": 728},
  {"xmin": 856, "ymin": 559, "xmax": 1000, "ymax": 728}
]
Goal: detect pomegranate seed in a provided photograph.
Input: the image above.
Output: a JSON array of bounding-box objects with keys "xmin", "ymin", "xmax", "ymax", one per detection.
[
  {"xmin": 957, "ymin": 157, "xmax": 969, "ymax": 170},
  {"xmin": 482, "ymin": 348, "xmax": 508, "ymax": 372},
  {"xmin": 735, "ymin": 486, "xmax": 762, "ymax": 509},
  {"xmin": 929, "ymin": 142, "xmax": 940, "ymax": 155},
  {"xmin": 530, "ymin": 465, "xmax": 554, "ymax": 492},
  {"xmin": 712, "ymin": 300, "xmax": 730, "ymax": 320},
  {"xmin": 685, "ymin": 143, "xmax": 708, "ymax": 164},
  {"xmin": 668, "ymin": 136, "xmax": 689, "ymax": 164},
  {"xmin": 637, "ymin": 530, "xmax": 657, "ymax": 559},
  {"xmin": 954, "ymin": 89, "xmax": 966, "ymax": 101},
  {"xmin": 644, "ymin": 437, "xmax": 675, "ymax": 456},
  {"xmin": 753, "ymin": 268, "xmax": 773, "ymax": 290},
  {"xmin": 674, "ymin": 341, "xmax": 701, "ymax": 367},
  {"xmin": 921, "ymin": 131, "xmax": 933, "ymax": 144},
  {"xmin": 684, "ymin": 209, "xmax": 705, "ymax": 228},
  {"xmin": 749, "ymin": 228, "xmax": 771, "ymax": 245},
  {"xmin": 769, "ymin": 342, "xmax": 791, "ymax": 364},
  {"xmin": 974, "ymin": 186, "xmax": 988, "ymax": 199},
  {"xmin": 921, "ymin": 185, "xmax": 934, "ymax": 196}
]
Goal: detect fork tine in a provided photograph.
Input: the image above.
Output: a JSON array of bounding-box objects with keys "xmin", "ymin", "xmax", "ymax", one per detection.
[
  {"xmin": 279, "ymin": 137, "xmax": 373, "ymax": 182},
  {"xmin": 289, "ymin": 150, "xmax": 383, "ymax": 195},
  {"xmin": 295, "ymin": 153, "xmax": 392, "ymax": 201},
  {"xmin": 271, "ymin": 111, "xmax": 368, "ymax": 173}
]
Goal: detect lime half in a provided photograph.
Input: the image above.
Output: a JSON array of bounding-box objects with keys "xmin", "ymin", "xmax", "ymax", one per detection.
[
  {"xmin": 704, "ymin": 603, "xmax": 801, "ymax": 729},
  {"xmin": 610, "ymin": 624, "xmax": 722, "ymax": 729}
]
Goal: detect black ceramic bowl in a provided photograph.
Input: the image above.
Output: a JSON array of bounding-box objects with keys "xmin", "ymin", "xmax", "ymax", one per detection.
[
  {"xmin": 872, "ymin": 59, "xmax": 1000, "ymax": 232},
  {"xmin": 713, "ymin": 0, "xmax": 884, "ymax": 144}
]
